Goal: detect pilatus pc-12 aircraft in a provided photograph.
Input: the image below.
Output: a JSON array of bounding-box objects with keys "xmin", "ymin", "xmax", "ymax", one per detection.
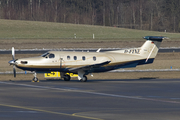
[{"xmin": 9, "ymin": 36, "xmax": 166, "ymax": 82}]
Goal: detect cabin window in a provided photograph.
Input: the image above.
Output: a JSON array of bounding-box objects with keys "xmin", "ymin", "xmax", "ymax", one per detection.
[
  {"xmin": 67, "ymin": 56, "xmax": 70, "ymax": 60},
  {"xmin": 49, "ymin": 54, "xmax": 55, "ymax": 58},
  {"xmin": 82, "ymin": 56, "xmax": 85, "ymax": 61},
  {"xmin": 93, "ymin": 56, "xmax": 96, "ymax": 61},
  {"xmin": 74, "ymin": 56, "xmax": 77, "ymax": 60}
]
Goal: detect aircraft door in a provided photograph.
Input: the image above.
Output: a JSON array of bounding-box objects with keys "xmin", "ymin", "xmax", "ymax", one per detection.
[{"xmin": 59, "ymin": 55, "xmax": 65, "ymax": 68}]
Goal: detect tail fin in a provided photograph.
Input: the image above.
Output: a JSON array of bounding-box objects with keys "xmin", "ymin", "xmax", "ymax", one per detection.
[
  {"xmin": 108, "ymin": 36, "xmax": 166, "ymax": 61},
  {"xmin": 140, "ymin": 36, "xmax": 166, "ymax": 62}
]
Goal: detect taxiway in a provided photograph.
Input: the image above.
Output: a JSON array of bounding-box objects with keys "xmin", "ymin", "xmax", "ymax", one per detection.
[{"xmin": 0, "ymin": 78, "xmax": 180, "ymax": 120}]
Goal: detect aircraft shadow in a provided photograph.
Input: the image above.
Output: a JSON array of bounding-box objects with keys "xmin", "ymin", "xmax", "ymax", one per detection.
[
  {"xmin": 87, "ymin": 77, "xmax": 158, "ymax": 82},
  {"xmin": 44, "ymin": 77, "xmax": 158, "ymax": 82},
  {"xmin": 7, "ymin": 77, "xmax": 158, "ymax": 83}
]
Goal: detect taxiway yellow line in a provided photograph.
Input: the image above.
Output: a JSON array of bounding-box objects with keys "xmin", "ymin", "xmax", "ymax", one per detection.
[{"xmin": 0, "ymin": 103, "xmax": 103, "ymax": 120}]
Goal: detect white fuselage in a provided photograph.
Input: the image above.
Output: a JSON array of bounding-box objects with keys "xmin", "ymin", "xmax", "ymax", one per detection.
[{"xmin": 9, "ymin": 36, "xmax": 166, "ymax": 82}]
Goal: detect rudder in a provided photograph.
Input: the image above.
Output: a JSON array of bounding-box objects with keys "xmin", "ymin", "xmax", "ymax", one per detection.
[{"xmin": 140, "ymin": 36, "xmax": 166, "ymax": 62}]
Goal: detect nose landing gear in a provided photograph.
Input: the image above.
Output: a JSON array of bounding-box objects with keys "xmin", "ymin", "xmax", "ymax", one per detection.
[{"xmin": 32, "ymin": 72, "xmax": 39, "ymax": 82}]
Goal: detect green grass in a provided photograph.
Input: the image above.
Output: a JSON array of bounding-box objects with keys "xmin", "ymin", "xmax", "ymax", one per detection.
[{"xmin": 0, "ymin": 19, "xmax": 180, "ymax": 40}]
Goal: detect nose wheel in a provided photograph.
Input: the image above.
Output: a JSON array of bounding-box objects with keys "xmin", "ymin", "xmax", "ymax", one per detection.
[{"xmin": 32, "ymin": 72, "xmax": 39, "ymax": 82}]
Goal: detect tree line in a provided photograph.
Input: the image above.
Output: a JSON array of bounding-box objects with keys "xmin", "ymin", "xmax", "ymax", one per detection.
[{"xmin": 0, "ymin": 0, "xmax": 180, "ymax": 32}]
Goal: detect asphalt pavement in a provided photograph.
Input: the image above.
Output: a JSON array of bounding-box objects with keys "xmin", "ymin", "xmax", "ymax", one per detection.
[{"xmin": 0, "ymin": 78, "xmax": 180, "ymax": 120}]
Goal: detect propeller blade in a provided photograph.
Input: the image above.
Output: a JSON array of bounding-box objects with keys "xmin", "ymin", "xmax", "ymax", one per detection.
[
  {"xmin": 9, "ymin": 47, "xmax": 17, "ymax": 77},
  {"xmin": 13, "ymin": 65, "xmax": 16, "ymax": 77},
  {"xmin": 12, "ymin": 47, "xmax": 15, "ymax": 60}
]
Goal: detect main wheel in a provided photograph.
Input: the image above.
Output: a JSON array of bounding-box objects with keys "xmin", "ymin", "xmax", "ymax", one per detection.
[
  {"xmin": 33, "ymin": 77, "xmax": 39, "ymax": 82},
  {"xmin": 63, "ymin": 75, "xmax": 71, "ymax": 81},
  {"xmin": 80, "ymin": 76, "xmax": 87, "ymax": 82}
]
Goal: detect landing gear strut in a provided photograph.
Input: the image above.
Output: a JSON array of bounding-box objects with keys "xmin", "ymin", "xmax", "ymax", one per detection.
[{"xmin": 32, "ymin": 72, "xmax": 39, "ymax": 82}]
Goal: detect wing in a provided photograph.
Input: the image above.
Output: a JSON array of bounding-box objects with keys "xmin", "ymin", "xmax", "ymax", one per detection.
[{"xmin": 68, "ymin": 61, "xmax": 111, "ymax": 73}]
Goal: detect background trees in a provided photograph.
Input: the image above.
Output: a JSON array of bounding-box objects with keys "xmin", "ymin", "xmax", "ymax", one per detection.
[{"xmin": 0, "ymin": 0, "xmax": 180, "ymax": 32}]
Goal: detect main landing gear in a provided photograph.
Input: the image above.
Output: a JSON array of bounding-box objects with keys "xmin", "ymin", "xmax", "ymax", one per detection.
[
  {"xmin": 61, "ymin": 72, "xmax": 88, "ymax": 82},
  {"xmin": 63, "ymin": 74, "xmax": 87, "ymax": 82},
  {"xmin": 63, "ymin": 74, "xmax": 71, "ymax": 81},
  {"xmin": 78, "ymin": 71, "xmax": 88, "ymax": 82},
  {"xmin": 80, "ymin": 75, "xmax": 87, "ymax": 82},
  {"xmin": 31, "ymin": 72, "xmax": 88, "ymax": 82},
  {"xmin": 60, "ymin": 72, "xmax": 71, "ymax": 81},
  {"xmin": 32, "ymin": 72, "xmax": 39, "ymax": 82}
]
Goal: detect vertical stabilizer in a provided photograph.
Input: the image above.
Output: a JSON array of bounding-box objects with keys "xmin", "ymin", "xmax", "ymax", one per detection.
[{"xmin": 140, "ymin": 36, "xmax": 165, "ymax": 62}]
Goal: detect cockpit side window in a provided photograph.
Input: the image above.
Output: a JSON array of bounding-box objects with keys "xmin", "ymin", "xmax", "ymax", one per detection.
[
  {"xmin": 49, "ymin": 54, "xmax": 55, "ymax": 58},
  {"xmin": 41, "ymin": 53, "xmax": 55, "ymax": 59}
]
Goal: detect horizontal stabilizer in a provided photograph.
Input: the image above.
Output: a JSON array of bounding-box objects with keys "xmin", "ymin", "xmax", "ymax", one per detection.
[{"xmin": 143, "ymin": 36, "xmax": 167, "ymax": 41}]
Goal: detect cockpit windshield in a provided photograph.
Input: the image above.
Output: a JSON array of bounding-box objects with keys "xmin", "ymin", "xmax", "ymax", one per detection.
[
  {"xmin": 41, "ymin": 52, "xmax": 49, "ymax": 57},
  {"xmin": 41, "ymin": 52, "xmax": 55, "ymax": 59}
]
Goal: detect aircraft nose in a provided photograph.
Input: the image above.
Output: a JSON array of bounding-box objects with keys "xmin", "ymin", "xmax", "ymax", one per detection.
[
  {"xmin": 8, "ymin": 59, "xmax": 18, "ymax": 65},
  {"xmin": 8, "ymin": 60, "xmax": 15, "ymax": 65}
]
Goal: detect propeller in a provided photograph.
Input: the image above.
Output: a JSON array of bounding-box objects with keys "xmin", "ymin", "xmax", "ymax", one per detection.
[
  {"xmin": 12, "ymin": 47, "xmax": 15, "ymax": 60},
  {"xmin": 8, "ymin": 47, "xmax": 16, "ymax": 77},
  {"xmin": 13, "ymin": 64, "xmax": 16, "ymax": 77}
]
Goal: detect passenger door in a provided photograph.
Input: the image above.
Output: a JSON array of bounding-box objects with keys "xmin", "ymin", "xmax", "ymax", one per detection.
[{"xmin": 59, "ymin": 55, "xmax": 65, "ymax": 68}]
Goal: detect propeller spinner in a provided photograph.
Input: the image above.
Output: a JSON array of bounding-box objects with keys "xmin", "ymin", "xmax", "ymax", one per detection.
[{"xmin": 8, "ymin": 47, "xmax": 17, "ymax": 77}]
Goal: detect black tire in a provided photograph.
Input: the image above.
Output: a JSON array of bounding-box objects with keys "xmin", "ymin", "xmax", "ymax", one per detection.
[
  {"xmin": 63, "ymin": 75, "xmax": 71, "ymax": 81},
  {"xmin": 33, "ymin": 77, "xmax": 38, "ymax": 82},
  {"xmin": 80, "ymin": 76, "xmax": 87, "ymax": 82}
]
